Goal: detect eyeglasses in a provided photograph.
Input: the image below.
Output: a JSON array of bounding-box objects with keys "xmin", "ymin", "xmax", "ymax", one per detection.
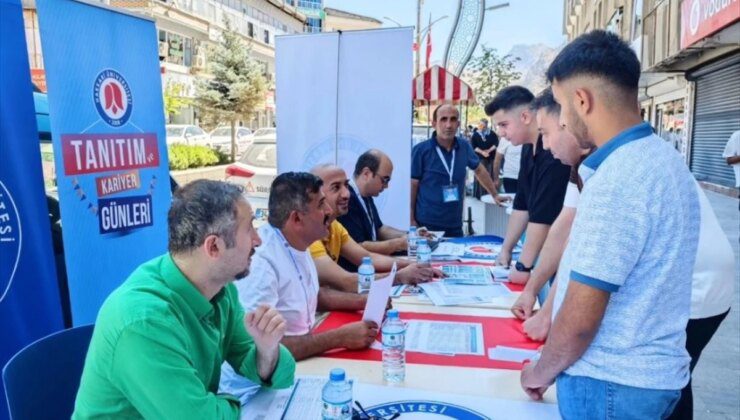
[
  {"xmin": 352, "ymin": 400, "xmax": 400, "ymax": 420},
  {"xmin": 374, "ymin": 174, "xmax": 391, "ymax": 186}
]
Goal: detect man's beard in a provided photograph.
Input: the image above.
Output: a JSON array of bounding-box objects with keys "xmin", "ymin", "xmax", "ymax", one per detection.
[{"xmin": 571, "ymin": 113, "xmax": 593, "ymax": 149}]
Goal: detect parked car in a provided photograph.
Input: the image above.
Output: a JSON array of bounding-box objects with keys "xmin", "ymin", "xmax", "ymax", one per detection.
[
  {"xmin": 165, "ymin": 124, "xmax": 209, "ymax": 145},
  {"xmin": 413, "ymin": 124, "xmax": 432, "ymax": 146},
  {"xmin": 251, "ymin": 127, "xmax": 276, "ymax": 140},
  {"xmin": 208, "ymin": 126, "xmax": 253, "ymax": 156},
  {"xmin": 224, "ymin": 134, "xmax": 276, "ymax": 226}
]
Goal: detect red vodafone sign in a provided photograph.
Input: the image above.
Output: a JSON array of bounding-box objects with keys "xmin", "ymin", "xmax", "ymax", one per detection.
[{"xmin": 681, "ymin": 0, "xmax": 740, "ymax": 49}]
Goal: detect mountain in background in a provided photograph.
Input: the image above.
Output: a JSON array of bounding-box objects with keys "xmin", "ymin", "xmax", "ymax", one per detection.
[{"xmin": 507, "ymin": 43, "xmax": 561, "ymax": 95}]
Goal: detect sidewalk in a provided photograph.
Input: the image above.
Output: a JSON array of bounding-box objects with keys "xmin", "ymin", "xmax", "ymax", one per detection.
[{"xmin": 467, "ymin": 189, "xmax": 740, "ymax": 419}]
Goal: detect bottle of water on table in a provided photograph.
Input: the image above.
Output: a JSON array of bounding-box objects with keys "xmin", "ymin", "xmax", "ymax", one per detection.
[
  {"xmin": 357, "ymin": 256, "xmax": 374, "ymax": 294},
  {"xmin": 382, "ymin": 309, "xmax": 406, "ymax": 383},
  {"xmin": 407, "ymin": 226, "xmax": 418, "ymax": 258},
  {"xmin": 322, "ymin": 368, "xmax": 352, "ymax": 420},
  {"xmin": 417, "ymin": 238, "xmax": 431, "ymax": 266}
]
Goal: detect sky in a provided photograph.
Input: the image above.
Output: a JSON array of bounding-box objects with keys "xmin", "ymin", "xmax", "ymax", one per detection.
[{"xmin": 323, "ymin": 0, "xmax": 566, "ymax": 65}]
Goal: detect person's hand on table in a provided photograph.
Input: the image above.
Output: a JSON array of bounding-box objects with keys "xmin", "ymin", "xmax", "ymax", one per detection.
[
  {"xmin": 520, "ymin": 360, "xmax": 554, "ymax": 401},
  {"xmin": 245, "ymin": 304, "xmax": 287, "ymax": 354},
  {"xmin": 511, "ymin": 290, "xmax": 537, "ymax": 320},
  {"xmin": 415, "ymin": 227, "xmax": 435, "ymax": 239},
  {"xmin": 395, "ymin": 263, "xmax": 445, "ymax": 285},
  {"xmin": 496, "ymin": 249, "xmax": 512, "ymax": 267},
  {"xmin": 338, "ymin": 320, "xmax": 378, "ymax": 350},
  {"xmin": 392, "ymin": 236, "xmax": 408, "ymax": 253},
  {"xmin": 509, "ymin": 266, "xmax": 531, "ymax": 285},
  {"xmin": 523, "ymin": 311, "xmax": 551, "ymax": 341},
  {"xmin": 493, "ymin": 194, "xmax": 512, "ymax": 207}
]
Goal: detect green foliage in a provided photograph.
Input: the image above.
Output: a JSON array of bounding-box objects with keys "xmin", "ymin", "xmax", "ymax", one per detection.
[
  {"xmin": 168, "ymin": 144, "xmax": 221, "ymax": 170},
  {"xmin": 163, "ymin": 82, "xmax": 191, "ymax": 123},
  {"xmin": 465, "ymin": 45, "xmax": 522, "ymax": 109},
  {"xmin": 193, "ymin": 18, "xmax": 267, "ymax": 162}
]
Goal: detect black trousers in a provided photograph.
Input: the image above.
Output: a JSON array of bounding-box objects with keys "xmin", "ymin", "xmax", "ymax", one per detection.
[
  {"xmin": 667, "ymin": 309, "xmax": 730, "ymax": 420},
  {"xmin": 503, "ymin": 178, "xmax": 518, "ymax": 194},
  {"xmin": 417, "ymin": 220, "xmax": 464, "ymax": 238}
]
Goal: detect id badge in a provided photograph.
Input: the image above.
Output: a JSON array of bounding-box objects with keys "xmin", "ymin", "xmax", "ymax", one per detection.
[{"xmin": 442, "ymin": 185, "xmax": 460, "ymax": 203}]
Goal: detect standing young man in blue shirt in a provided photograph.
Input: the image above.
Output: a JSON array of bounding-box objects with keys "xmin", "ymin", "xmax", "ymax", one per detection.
[
  {"xmin": 411, "ymin": 104, "xmax": 508, "ymax": 237},
  {"xmin": 520, "ymin": 30, "xmax": 700, "ymax": 419}
]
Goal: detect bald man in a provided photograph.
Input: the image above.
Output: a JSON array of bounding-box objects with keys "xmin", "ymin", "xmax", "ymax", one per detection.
[
  {"xmin": 309, "ymin": 164, "xmax": 444, "ymax": 292},
  {"xmin": 411, "ymin": 104, "xmax": 509, "ymax": 237},
  {"xmin": 337, "ymin": 150, "xmax": 408, "ymax": 271}
]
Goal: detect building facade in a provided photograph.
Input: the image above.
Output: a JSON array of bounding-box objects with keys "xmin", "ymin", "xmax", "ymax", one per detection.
[
  {"xmin": 564, "ymin": 0, "xmax": 739, "ymax": 194},
  {"xmin": 323, "ymin": 7, "xmax": 382, "ymax": 32},
  {"xmin": 22, "ymin": 0, "xmax": 306, "ymax": 129}
]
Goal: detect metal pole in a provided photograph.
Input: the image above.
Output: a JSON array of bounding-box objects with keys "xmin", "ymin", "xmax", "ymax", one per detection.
[{"xmin": 415, "ymin": 0, "xmax": 423, "ymax": 76}]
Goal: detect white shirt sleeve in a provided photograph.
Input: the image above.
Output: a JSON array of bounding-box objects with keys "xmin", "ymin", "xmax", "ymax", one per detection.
[
  {"xmin": 235, "ymin": 255, "xmax": 279, "ymax": 313},
  {"xmin": 722, "ymin": 131, "xmax": 740, "ymax": 158},
  {"xmin": 563, "ymin": 182, "xmax": 581, "ymax": 208}
]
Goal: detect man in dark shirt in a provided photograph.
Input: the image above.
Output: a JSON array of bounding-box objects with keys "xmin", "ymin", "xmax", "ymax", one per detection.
[
  {"xmin": 471, "ymin": 119, "xmax": 499, "ymax": 198},
  {"xmin": 411, "ymin": 105, "xmax": 509, "ymax": 237},
  {"xmin": 486, "ymin": 86, "xmax": 571, "ymax": 278},
  {"xmin": 338, "ymin": 150, "xmax": 408, "ymax": 271}
]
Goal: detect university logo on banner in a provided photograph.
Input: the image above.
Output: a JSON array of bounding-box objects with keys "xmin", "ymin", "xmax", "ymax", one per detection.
[{"xmin": 38, "ymin": 0, "xmax": 170, "ymax": 325}]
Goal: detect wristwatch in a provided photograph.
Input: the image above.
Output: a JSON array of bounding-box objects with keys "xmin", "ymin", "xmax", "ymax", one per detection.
[{"xmin": 515, "ymin": 261, "xmax": 533, "ymax": 272}]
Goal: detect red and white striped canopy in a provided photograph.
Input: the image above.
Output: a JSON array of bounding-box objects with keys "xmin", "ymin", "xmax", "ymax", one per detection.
[{"xmin": 412, "ymin": 65, "xmax": 475, "ymax": 105}]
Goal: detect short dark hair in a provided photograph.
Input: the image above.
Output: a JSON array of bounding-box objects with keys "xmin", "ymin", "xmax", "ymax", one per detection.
[
  {"xmin": 532, "ymin": 87, "xmax": 561, "ymax": 115},
  {"xmin": 484, "ymin": 86, "xmax": 535, "ymax": 116},
  {"xmin": 432, "ymin": 104, "xmax": 459, "ymax": 122},
  {"xmin": 546, "ymin": 29, "xmax": 641, "ymax": 91},
  {"xmin": 268, "ymin": 172, "xmax": 323, "ymax": 228},
  {"xmin": 354, "ymin": 150, "xmax": 381, "ymax": 177},
  {"xmin": 168, "ymin": 180, "xmax": 244, "ymax": 254}
]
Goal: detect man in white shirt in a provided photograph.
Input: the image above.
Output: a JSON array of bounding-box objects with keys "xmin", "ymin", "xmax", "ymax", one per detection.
[
  {"xmin": 493, "ymin": 137, "xmax": 522, "ymax": 193},
  {"xmin": 722, "ymin": 130, "xmax": 740, "ymax": 190},
  {"xmin": 219, "ymin": 172, "xmax": 379, "ymax": 404}
]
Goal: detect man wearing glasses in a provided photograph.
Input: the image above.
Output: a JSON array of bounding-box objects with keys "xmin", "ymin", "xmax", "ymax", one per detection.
[{"xmin": 338, "ymin": 150, "xmax": 408, "ymax": 271}]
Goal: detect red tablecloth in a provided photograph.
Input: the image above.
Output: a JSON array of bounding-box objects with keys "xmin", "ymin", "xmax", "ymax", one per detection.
[{"xmin": 313, "ymin": 311, "xmax": 542, "ymax": 370}]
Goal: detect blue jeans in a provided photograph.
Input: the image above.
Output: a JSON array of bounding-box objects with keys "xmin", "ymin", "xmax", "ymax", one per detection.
[{"xmin": 557, "ymin": 374, "xmax": 680, "ymax": 420}]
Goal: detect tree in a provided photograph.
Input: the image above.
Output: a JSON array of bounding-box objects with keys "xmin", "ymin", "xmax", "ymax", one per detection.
[
  {"xmin": 464, "ymin": 45, "xmax": 521, "ymax": 109},
  {"xmin": 194, "ymin": 18, "xmax": 267, "ymax": 162},
  {"xmin": 163, "ymin": 81, "xmax": 191, "ymax": 123}
]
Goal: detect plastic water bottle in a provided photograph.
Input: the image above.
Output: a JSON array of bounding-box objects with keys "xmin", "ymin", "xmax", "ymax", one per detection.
[
  {"xmin": 417, "ymin": 238, "xmax": 431, "ymax": 266},
  {"xmin": 407, "ymin": 227, "xmax": 418, "ymax": 258},
  {"xmin": 321, "ymin": 368, "xmax": 352, "ymax": 420},
  {"xmin": 382, "ymin": 310, "xmax": 406, "ymax": 383},
  {"xmin": 357, "ymin": 256, "xmax": 374, "ymax": 294}
]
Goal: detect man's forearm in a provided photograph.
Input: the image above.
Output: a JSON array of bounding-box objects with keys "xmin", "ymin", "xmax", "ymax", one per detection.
[
  {"xmin": 256, "ymin": 345, "xmax": 280, "ymax": 382},
  {"xmin": 492, "ymin": 153, "xmax": 503, "ymax": 181},
  {"xmin": 533, "ymin": 281, "xmax": 609, "ymax": 382},
  {"xmin": 379, "ymin": 225, "xmax": 406, "ymax": 240},
  {"xmin": 360, "ymin": 238, "xmax": 402, "ymax": 255},
  {"xmin": 282, "ymin": 331, "xmax": 344, "ymax": 361},
  {"xmin": 502, "ymin": 210, "xmax": 529, "ymax": 256},
  {"xmin": 727, "ymin": 155, "xmax": 740, "ymax": 165},
  {"xmin": 517, "ymin": 223, "xmax": 550, "ymax": 267},
  {"xmin": 410, "ymin": 180, "xmax": 419, "ymax": 225},
  {"xmin": 474, "ymin": 165, "xmax": 498, "ymax": 196},
  {"xmin": 317, "ymin": 287, "xmax": 365, "ymax": 312},
  {"xmin": 523, "ymin": 211, "xmax": 574, "ymax": 296}
]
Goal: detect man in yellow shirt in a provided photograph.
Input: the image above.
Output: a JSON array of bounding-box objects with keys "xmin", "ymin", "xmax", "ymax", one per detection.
[{"xmin": 309, "ymin": 164, "xmax": 443, "ymax": 292}]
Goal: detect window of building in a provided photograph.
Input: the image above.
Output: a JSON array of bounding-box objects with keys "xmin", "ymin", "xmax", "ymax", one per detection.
[
  {"xmin": 159, "ymin": 29, "xmax": 193, "ymax": 67},
  {"xmin": 606, "ymin": 7, "xmax": 624, "ymax": 35},
  {"xmin": 248, "ymin": 22, "xmax": 254, "ymax": 38},
  {"xmin": 264, "ymin": 29, "xmax": 270, "ymax": 44},
  {"xmin": 631, "ymin": 0, "xmax": 643, "ymax": 41}
]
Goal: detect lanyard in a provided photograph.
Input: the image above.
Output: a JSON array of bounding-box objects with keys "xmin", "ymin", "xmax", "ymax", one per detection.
[
  {"xmin": 349, "ymin": 180, "xmax": 376, "ymax": 241},
  {"xmin": 273, "ymin": 227, "xmax": 313, "ymax": 327},
  {"xmin": 435, "ymin": 146, "xmax": 456, "ymax": 185}
]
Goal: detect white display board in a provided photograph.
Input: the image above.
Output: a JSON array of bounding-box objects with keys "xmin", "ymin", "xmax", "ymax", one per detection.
[{"xmin": 276, "ymin": 28, "xmax": 413, "ymax": 230}]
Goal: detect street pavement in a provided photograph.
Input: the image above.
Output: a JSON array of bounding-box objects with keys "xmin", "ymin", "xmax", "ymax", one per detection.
[{"xmin": 468, "ymin": 189, "xmax": 739, "ymax": 419}]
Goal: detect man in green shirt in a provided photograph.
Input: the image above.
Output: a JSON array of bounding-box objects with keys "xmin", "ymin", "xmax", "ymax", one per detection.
[{"xmin": 73, "ymin": 180, "xmax": 296, "ymax": 419}]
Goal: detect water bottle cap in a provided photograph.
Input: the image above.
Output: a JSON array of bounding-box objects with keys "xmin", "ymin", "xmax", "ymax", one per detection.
[
  {"xmin": 387, "ymin": 309, "xmax": 399, "ymax": 319},
  {"xmin": 329, "ymin": 368, "xmax": 345, "ymax": 381},
  {"xmin": 362, "ymin": 256, "xmax": 372, "ymax": 264},
  {"xmin": 409, "ymin": 226, "xmax": 417, "ymax": 232},
  {"xmin": 418, "ymin": 238, "xmax": 427, "ymax": 245}
]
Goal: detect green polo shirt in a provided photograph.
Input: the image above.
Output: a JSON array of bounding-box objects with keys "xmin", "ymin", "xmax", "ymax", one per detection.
[{"xmin": 72, "ymin": 253, "xmax": 295, "ymax": 419}]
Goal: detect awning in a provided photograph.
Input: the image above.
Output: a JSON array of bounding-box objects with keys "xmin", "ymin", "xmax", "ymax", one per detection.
[{"xmin": 412, "ymin": 65, "xmax": 475, "ymax": 105}]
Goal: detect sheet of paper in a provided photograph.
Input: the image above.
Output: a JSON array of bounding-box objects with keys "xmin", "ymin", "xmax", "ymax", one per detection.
[
  {"xmin": 362, "ymin": 262, "xmax": 396, "ymax": 327},
  {"xmin": 389, "ymin": 284, "xmax": 406, "ymax": 298},
  {"xmin": 487, "ymin": 346, "xmax": 540, "ymax": 363},
  {"xmin": 441, "ymin": 265, "xmax": 493, "ymax": 285},
  {"xmin": 440, "ymin": 282, "xmax": 512, "ymax": 298},
  {"xmin": 431, "ymin": 242, "xmax": 465, "ymax": 256},
  {"xmin": 405, "ymin": 320, "xmax": 485, "ymax": 355},
  {"xmin": 490, "ymin": 265, "xmax": 511, "ymax": 280},
  {"xmin": 418, "ymin": 282, "xmax": 490, "ymax": 306}
]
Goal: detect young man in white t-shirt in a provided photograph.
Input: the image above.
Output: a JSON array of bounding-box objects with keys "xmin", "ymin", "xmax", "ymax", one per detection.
[
  {"xmin": 723, "ymin": 130, "xmax": 740, "ymax": 190},
  {"xmin": 493, "ymin": 137, "xmax": 522, "ymax": 193}
]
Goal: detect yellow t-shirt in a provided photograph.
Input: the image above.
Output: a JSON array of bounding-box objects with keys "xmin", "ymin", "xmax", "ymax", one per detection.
[{"xmin": 309, "ymin": 220, "xmax": 350, "ymax": 262}]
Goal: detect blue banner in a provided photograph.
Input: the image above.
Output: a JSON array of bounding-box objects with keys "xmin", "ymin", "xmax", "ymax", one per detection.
[
  {"xmin": 0, "ymin": 0, "xmax": 64, "ymax": 414},
  {"xmin": 38, "ymin": 0, "xmax": 170, "ymax": 325}
]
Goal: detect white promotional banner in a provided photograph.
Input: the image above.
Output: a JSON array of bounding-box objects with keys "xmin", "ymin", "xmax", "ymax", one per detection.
[{"xmin": 276, "ymin": 28, "xmax": 413, "ymax": 230}]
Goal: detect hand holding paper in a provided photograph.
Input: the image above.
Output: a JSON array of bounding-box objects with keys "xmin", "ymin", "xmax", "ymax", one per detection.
[{"xmin": 362, "ymin": 262, "xmax": 396, "ymax": 328}]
